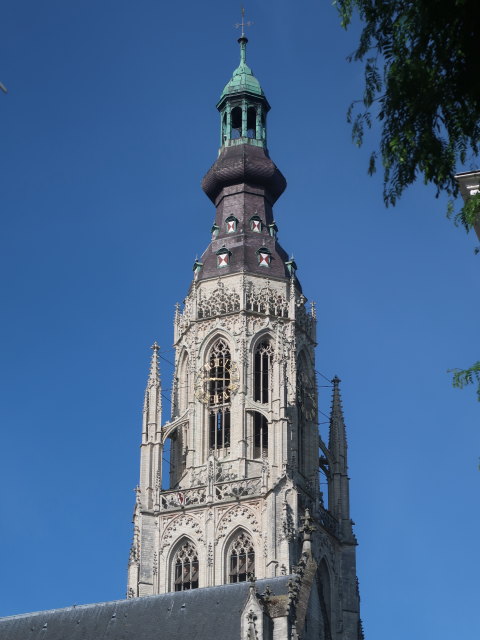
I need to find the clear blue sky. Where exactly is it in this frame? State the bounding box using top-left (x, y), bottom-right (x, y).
top-left (1, 1), bottom-right (478, 638)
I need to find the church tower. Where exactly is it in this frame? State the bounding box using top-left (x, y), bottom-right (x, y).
top-left (127, 34), bottom-right (363, 640)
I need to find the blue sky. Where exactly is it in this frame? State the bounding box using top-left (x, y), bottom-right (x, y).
top-left (0, 1), bottom-right (479, 637)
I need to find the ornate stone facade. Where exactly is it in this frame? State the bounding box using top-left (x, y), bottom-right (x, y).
top-left (127, 34), bottom-right (363, 640)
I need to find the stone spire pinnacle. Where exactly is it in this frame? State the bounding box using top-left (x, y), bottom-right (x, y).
top-left (328, 376), bottom-right (347, 469)
top-left (328, 376), bottom-right (354, 540)
top-left (148, 341), bottom-right (160, 387)
top-left (142, 342), bottom-right (162, 444)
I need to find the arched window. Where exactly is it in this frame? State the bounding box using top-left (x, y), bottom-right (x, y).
top-left (231, 106), bottom-right (242, 139)
top-left (253, 412), bottom-right (268, 458)
top-left (178, 353), bottom-right (189, 413)
top-left (229, 531), bottom-right (255, 583)
top-left (173, 540), bottom-right (199, 591)
top-left (254, 340), bottom-right (273, 403)
top-left (208, 339), bottom-right (232, 451)
top-left (318, 559), bottom-right (332, 639)
top-left (247, 107), bottom-right (256, 138)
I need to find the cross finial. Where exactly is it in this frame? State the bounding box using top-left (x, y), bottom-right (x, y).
top-left (151, 341), bottom-right (160, 352)
top-left (234, 7), bottom-right (253, 38)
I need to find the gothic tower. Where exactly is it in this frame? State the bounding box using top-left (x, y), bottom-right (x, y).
top-left (127, 35), bottom-right (363, 640)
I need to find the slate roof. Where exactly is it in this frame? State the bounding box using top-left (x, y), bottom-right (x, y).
top-left (0, 577), bottom-right (290, 640)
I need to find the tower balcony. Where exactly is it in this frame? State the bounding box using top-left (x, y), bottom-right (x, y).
top-left (158, 475), bottom-right (263, 512)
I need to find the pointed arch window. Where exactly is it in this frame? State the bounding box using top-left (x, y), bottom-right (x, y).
top-left (229, 531), bottom-right (255, 583)
top-left (173, 541), bottom-right (199, 591)
top-left (318, 559), bottom-right (332, 639)
top-left (254, 340), bottom-right (273, 403)
top-left (208, 339), bottom-right (233, 451)
top-left (253, 412), bottom-right (268, 459)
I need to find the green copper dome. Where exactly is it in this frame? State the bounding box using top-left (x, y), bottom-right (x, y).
top-left (220, 37), bottom-right (264, 99)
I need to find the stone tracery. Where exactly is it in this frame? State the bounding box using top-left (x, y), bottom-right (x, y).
top-left (198, 281), bottom-right (240, 319)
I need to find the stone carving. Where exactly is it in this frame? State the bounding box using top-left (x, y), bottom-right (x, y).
top-left (215, 461), bottom-right (237, 483)
top-left (160, 486), bottom-right (207, 511)
top-left (246, 610), bottom-right (258, 640)
top-left (207, 542), bottom-right (213, 566)
top-left (295, 296), bottom-right (315, 335)
top-left (198, 280), bottom-right (240, 319)
top-left (152, 552), bottom-right (158, 576)
top-left (246, 283), bottom-right (288, 318)
top-left (281, 500), bottom-right (295, 541)
top-left (215, 478), bottom-right (262, 501)
top-left (190, 465), bottom-right (207, 487)
top-left (160, 514), bottom-right (204, 550)
top-left (216, 503), bottom-right (260, 541)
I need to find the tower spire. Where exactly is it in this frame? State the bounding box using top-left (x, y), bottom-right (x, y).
top-left (328, 376), bottom-right (354, 540)
top-left (139, 342), bottom-right (162, 508)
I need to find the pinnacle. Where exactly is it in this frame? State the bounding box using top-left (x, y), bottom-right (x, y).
top-left (328, 374), bottom-right (347, 457)
top-left (148, 341), bottom-right (161, 386)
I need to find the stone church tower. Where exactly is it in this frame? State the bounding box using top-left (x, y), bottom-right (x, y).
top-left (127, 34), bottom-right (363, 640)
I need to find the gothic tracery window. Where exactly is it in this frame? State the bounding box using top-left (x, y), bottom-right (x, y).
top-left (254, 340), bottom-right (273, 403)
top-left (208, 339), bottom-right (232, 451)
top-left (173, 541), bottom-right (199, 591)
top-left (229, 531), bottom-right (255, 583)
top-left (253, 412), bottom-right (268, 459)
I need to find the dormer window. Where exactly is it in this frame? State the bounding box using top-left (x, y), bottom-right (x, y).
top-left (285, 257), bottom-right (297, 277)
top-left (268, 222), bottom-right (278, 238)
top-left (249, 215), bottom-right (262, 233)
top-left (192, 259), bottom-right (203, 278)
top-left (216, 247), bottom-right (231, 268)
top-left (225, 216), bottom-right (238, 234)
top-left (211, 223), bottom-right (220, 240)
top-left (257, 247), bottom-right (271, 267)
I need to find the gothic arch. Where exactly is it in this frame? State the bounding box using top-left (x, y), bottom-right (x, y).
top-left (249, 330), bottom-right (274, 354)
top-left (224, 527), bottom-right (256, 583)
top-left (246, 409), bottom-right (269, 459)
top-left (176, 349), bottom-right (190, 414)
top-left (167, 536), bottom-right (200, 592)
top-left (197, 329), bottom-right (234, 364)
top-left (216, 505), bottom-right (261, 581)
top-left (160, 513), bottom-right (204, 554)
top-left (317, 558), bottom-right (333, 640)
top-left (251, 336), bottom-right (274, 404)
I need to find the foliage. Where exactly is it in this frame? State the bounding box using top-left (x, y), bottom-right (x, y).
top-left (334, 0), bottom-right (480, 231)
top-left (450, 362), bottom-right (480, 401)
top-left (335, 0), bottom-right (480, 401)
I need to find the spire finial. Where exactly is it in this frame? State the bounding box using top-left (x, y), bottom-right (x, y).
top-left (234, 7), bottom-right (253, 39)
top-left (235, 7), bottom-right (253, 64)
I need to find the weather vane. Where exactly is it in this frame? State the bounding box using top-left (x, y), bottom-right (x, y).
top-left (234, 7), bottom-right (253, 38)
